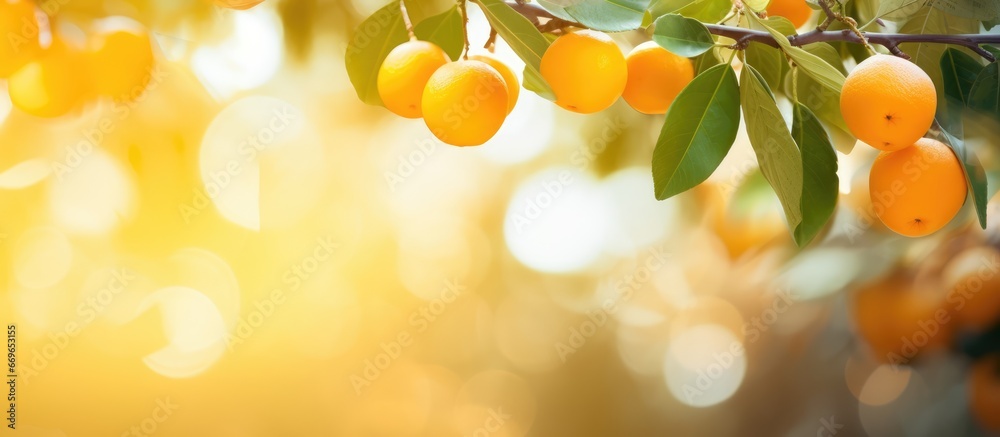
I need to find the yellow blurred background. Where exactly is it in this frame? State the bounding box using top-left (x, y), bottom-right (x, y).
top-left (2, 0), bottom-right (1000, 436)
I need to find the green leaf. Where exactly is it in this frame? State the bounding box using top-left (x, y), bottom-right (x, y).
top-left (929, 120), bottom-right (988, 229)
top-left (940, 47), bottom-right (985, 132)
top-left (474, 0), bottom-right (554, 100)
top-left (345, 2), bottom-right (407, 106)
top-left (651, 14), bottom-right (714, 57)
top-left (745, 16), bottom-right (796, 90)
top-left (984, 45), bottom-right (1000, 60)
top-left (872, 0), bottom-right (927, 23)
top-left (748, 12), bottom-right (845, 93)
top-left (693, 49), bottom-right (722, 74)
top-left (537, 0), bottom-right (578, 21)
top-left (744, 0), bottom-right (769, 13)
top-left (969, 62), bottom-right (1000, 116)
top-left (931, 0), bottom-right (1000, 21)
top-left (792, 103), bottom-right (839, 246)
top-left (746, 43), bottom-right (785, 89)
top-left (648, 0), bottom-right (697, 17)
top-left (899, 6), bottom-right (980, 104)
top-left (740, 65), bottom-right (804, 233)
top-left (562, 0), bottom-right (651, 32)
top-left (670, 0), bottom-right (731, 23)
top-left (653, 64), bottom-right (741, 200)
top-left (413, 6), bottom-right (464, 61)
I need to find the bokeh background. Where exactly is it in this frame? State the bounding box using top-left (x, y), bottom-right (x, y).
top-left (3, 0), bottom-right (1000, 435)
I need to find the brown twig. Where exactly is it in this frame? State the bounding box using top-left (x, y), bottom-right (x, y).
top-left (505, 1), bottom-right (1000, 62)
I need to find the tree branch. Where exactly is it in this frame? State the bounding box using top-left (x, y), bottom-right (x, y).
top-left (506, 1), bottom-right (1000, 63)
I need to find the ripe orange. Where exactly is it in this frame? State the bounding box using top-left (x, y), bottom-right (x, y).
top-left (540, 29), bottom-right (626, 114)
top-left (852, 272), bottom-right (952, 364)
top-left (841, 54), bottom-right (937, 151)
top-left (942, 246), bottom-right (1000, 332)
top-left (868, 138), bottom-right (966, 237)
top-left (87, 17), bottom-right (155, 101)
top-left (970, 356), bottom-right (1000, 432)
top-left (377, 40), bottom-right (450, 118)
top-left (0, 0), bottom-right (42, 78)
top-left (421, 60), bottom-right (508, 147)
top-left (469, 53), bottom-right (519, 113)
top-left (8, 39), bottom-right (89, 118)
top-left (622, 41), bottom-right (694, 115)
top-left (766, 0), bottom-right (813, 29)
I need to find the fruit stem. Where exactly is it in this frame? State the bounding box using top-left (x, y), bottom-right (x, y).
top-left (399, 0), bottom-right (416, 41)
top-left (460, 0), bottom-right (471, 60)
top-left (485, 27), bottom-right (498, 52)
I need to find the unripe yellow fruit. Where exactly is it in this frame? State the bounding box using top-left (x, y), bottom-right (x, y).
top-left (377, 40), bottom-right (450, 118)
top-left (540, 29), bottom-right (626, 114)
top-left (622, 41), bottom-right (694, 115)
top-left (87, 17), bottom-right (156, 101)
top-left (469, 53), bottom-right (519, 113)
top-left (0, 0), bottom-right (43, 78)
top-left (422, 60), bottom-right (509, 147)
top-left (8, 40), bottom-right (88, 118)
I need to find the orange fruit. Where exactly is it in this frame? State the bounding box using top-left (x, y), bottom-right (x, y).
top-left (841, 54), bottom-right (937, 151)
top-left (970, 356), bottom-right (1000, 432)
top-left (622, 41), bottom-right (694, 115)
top-left (8, 39), bottom-right (89, 118)
top-left (87, 17), bottom-right (156, 101)
top-left (852, 272), bottom-right (952, 365)
top-left (766, 0), bottom-right (813, 29)
top-left (868, 138), bottom-right (966, 237)
top-left (377, 40), bottom-right (450, 118)
top-left (0, 0), bottom-right (43, 78)
top-left (421, 59), bottom-right (508, 147)
top-left (540, 29), bottom-right (626, 114)
top-left (942, 246), bottom-right (1000, 332)
top-left (469, 53), bottom-right (519, 113)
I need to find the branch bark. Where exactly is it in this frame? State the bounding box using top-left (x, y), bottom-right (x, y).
top-left (507, 1), bottom-right (1000, 62)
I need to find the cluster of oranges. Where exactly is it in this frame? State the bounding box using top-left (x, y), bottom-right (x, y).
top-left (851, 242), bottom-right (1000, 432)
top-left (0, 0), bottom-right (155, 118)
top-left (841, 54), bottom-right (968, 237)
top-left (376, 28), bottom-right (695, 146)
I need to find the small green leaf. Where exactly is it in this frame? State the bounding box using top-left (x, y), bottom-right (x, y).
top-left (740, 65), bottom-right (804, 232)
top-left (792, 103), bottom-right (839, 246)
top-left (928, 120), bottom-right (988, 229)
top-left (414, 6), bottom-right (464, 60)
top-left (969, 62), bottom-right (1000, 116)
top-left (474, 0), bottom-right (554, 100)
top-left (651, 14), bottom-right (714, 57)
top-left (748, 12), bottom-right (845, 93)
top-left (562, 0), bottom-right (651, 32)
top-left (653, 64), bottom-right (741, 200)
top-left (345, 2), bottom-right (407, 106)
